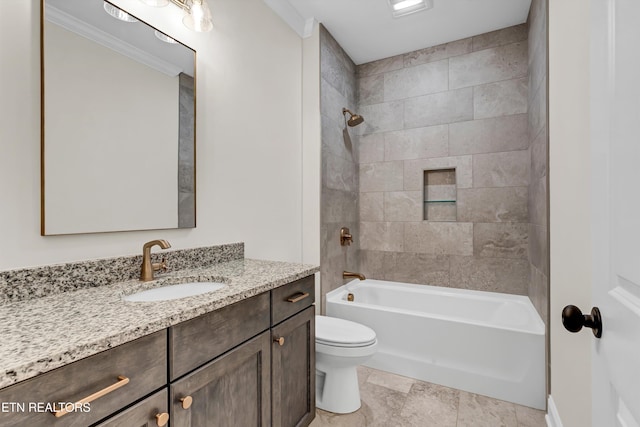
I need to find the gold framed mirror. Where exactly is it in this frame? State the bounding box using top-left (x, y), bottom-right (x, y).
top-left (41, 0), bottom-right (196, 235)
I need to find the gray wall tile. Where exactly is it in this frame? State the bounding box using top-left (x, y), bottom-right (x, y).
top-left (384, 60), bottom-right (448, 101)
top-left (528, 76), bottom-right (547, 143)
top-left (425, 203), bottom-right (457, 222)
top-left (360, 250), bottom-right (386, 280)
top-left (384, 191), bottom-right (423, 221)
top-left (360, 192), bottom-right (384, 222)
top-left (457, 187), bottom-right (528, 222)
top-left (320, 25), bottom-right (356, 74)
top-left (404, 38), bottom-right (472, 67)
top-left (529, 266), bottom-right (548, 321)
top-left (528, 40), bottom-right (547, 100)
top-left (474, 223), bottom-right (529, 259)
top-left (321, 78), bottom-right (353, 124)
top-left (320, 25), bottom-right (359, 311)
top-left (528, 0), bottom-right (547, 70)
top-left (324, 150), bottom-right (357, 192)
top-left (527, 0), bottom-right (548, 324)
top-left (474, 78), bottom-right (528, 119)
top-left (358, 74), bottom-right (384, 106)
top-left (529, 223), bottom-right (548, 275)
top-left (383, 252), bottom-right (450, 286)
top-left (404, 155), bottom-right (473, 190)
top-left (322, 114), bottom-right (354, 161)
top-left (351, 25), bottom-right (532, 298)
top-left (358, 133), bottom-right (385, 164)
top-left (450, 256), bottom-right (530, 294)
top-left (361, 222), bottom-right (405, 251)
top-left (384, 125), bottom-right (449, 161)
top-left (473, 150), bottom-right (530, 188)
top-left (528, 177), bottom-right (547, 227)
top-left (405, 88), bottom-right (473, 128)
top-left (322, 188), bottom-right (358, 223)
top-left (357, 55), bottom-right (404, 77)
top-left (472, 24), bottom-right (528, 51)
top-left (449, 42), bottom-right (527, 89)
top-left (360, 161), bottom-right (404, 192)
top-left (359, 101), bottom-right (405, 135)
top-left (449, 114), bottom-right (529, 155)
top-left (530, 125), bottom-right (547, 180)
top-left (404, 222), bottom-right (473, 255)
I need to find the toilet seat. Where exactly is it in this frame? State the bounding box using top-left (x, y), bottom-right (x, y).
top-left (316, 316), bottom-right (377, 348)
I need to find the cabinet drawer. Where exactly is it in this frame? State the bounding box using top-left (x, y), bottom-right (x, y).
top-left (94, 388), bottom-right (168, 427)
top-left (169, 292), bottom-right (270, 380)
top-left (271, 275), bottom-right (315, 325)
top-left (0, 330), bottom-right (166, 427)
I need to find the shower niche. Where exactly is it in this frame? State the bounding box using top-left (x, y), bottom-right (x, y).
top-left (424, 169), bottom-right (457, 221)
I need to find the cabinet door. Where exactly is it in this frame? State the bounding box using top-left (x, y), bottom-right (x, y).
top-left (271, 306), bottom-right (315, 427)
top-left (170, 332), bottom-right (271, 427)
top-left (94, 389), bottom-right (169, 427)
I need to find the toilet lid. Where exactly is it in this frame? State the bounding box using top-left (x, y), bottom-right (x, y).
top-left (316, 316), bottom-right (377, 347)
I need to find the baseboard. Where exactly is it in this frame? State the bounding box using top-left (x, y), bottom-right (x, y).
top-left (546, 395), bottom-right (564, 427)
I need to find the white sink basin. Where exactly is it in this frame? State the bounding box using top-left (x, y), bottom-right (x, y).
top-left (123, 282), bottom-right (226, 302)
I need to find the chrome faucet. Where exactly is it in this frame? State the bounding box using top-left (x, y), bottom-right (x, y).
top-left (343, 271), bottom-right (366, 281)
top-left (140, 239), bottom-right (171, 281)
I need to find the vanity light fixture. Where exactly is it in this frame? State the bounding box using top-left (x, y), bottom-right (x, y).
top-left (103, 2), bottom-right (138, 22)
top-left (138, 0), bottom-right (213, 32)
top-left (388, 0), bottom-right (433, 17)
top-left (154, 30), bottom-right (178, 44)
top-left (139, 0), bottom-right (170, 6)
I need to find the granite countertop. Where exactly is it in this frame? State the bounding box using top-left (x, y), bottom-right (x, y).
top-left (0, 258), bottom-right (318, 389)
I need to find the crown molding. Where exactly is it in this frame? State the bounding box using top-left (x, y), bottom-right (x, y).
top-left (45, 5), bottom-right (183, 77)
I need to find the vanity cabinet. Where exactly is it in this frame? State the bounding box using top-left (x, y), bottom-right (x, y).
top-left (0, 330), bottom-right (166, 427)
top-left (0, 276), bottom-right (315, 427)
top-left (271, 306), bottom-right (315, 427)
top-left (170, 332), bottom-right (271, 427)
top-left (94, 389), bottom-right (169, 427)
top-left (271, 275), bottom-right (316, 427)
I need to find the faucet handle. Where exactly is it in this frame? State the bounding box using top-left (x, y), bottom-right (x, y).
top-left (160, 257), bottom-right (168, 272)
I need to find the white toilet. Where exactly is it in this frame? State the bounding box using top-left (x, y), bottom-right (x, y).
top-left (315, 315), bottom-right (378, 414)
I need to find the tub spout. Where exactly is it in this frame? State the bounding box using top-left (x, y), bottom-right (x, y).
top-left (343, 271), bottom-right (366, 281)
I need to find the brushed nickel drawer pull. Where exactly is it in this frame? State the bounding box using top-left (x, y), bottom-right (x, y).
top-left (53, 375), bottom-right (130, 418)
top-left (287, 292), bottom-right (309, 303)
top-left (156, 412), bottom-right (170, 426)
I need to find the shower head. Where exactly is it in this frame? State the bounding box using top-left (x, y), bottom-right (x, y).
top-left (342, 108), bottom-right (365, 127)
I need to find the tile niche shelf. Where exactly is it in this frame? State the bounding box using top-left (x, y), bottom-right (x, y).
top-left (424, 169), bottom-right (457, 221)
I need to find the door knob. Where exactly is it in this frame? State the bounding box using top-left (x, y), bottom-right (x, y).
top-left (562, 305), bottom-right (602, 338)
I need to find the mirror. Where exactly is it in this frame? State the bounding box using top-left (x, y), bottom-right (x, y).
top-left (42, 0), bottom-right (196, 235)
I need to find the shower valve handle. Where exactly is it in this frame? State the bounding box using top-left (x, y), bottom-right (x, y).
top-left (562, 305), bottom-right (602, 338)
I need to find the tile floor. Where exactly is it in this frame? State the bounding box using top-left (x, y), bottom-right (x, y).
top-left (310, 366), bottom-right (546, 427)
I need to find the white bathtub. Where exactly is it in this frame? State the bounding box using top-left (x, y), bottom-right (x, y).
top-left (326, 279), bottom-right (546, 409)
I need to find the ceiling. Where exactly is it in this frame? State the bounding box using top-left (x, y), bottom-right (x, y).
top-left (264, 0), bottom-right (532, 64)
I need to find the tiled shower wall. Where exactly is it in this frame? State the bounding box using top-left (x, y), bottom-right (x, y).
top-left (527, 0), bottom-right (549, 321)
top-left (356, 25), bottom-right (531, 295)
top-left (319, 25), bottom-right (359, 311)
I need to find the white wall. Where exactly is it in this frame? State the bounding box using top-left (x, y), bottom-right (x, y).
top-left (302, 22), bottom-right (320, 267)
top-left (549, 1), bottom-right (592, 425)
top-left (0, 0), bottom-right (308, 269)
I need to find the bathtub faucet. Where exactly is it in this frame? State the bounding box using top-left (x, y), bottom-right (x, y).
top-left (343, 271), bottom-right (366, 281)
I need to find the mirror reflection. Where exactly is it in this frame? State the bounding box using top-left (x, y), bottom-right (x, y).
top-left (42, 0), bottom-right (196, 235)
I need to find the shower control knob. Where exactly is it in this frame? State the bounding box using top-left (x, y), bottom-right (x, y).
top-left (562, 305), bottom-right (602, 338)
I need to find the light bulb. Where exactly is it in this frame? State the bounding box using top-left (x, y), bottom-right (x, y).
top-left (182, 0), bottom-right (213, 32)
